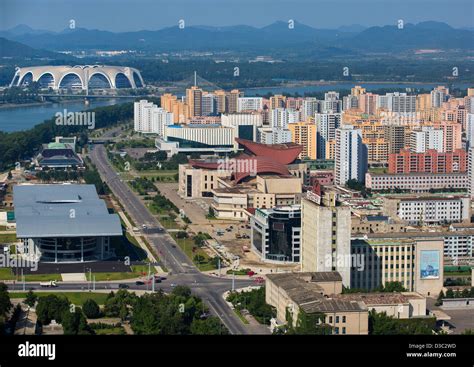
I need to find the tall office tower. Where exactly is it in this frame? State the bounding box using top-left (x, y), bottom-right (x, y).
top-left (301, 190), bottom-right (351, 286)
top-left (384, 125), bottom-right (407, 154)
top-left (289, 122), bottom-right (317, 159)
top-left (386, 92), bottom-right (417, 113)
top-left (359, 93), bottom-right (377, 114)
top-left (302, 98), bottom-right (320, 120)
top-left (409, 126), bottom-right (444, 153)
top-left (320, 92), bottom-right (342, 113)
top-left (315, 112), bottom-right (341, 159)
top-left (227, 89), bottom-right (240, 113)
top-left (202, 93), bottom-right (217, 116)
top-left (214, 90), bottom-right (227, 114)
top-left (469, 148), bottom-right (474, 199)
top-left (270, 94), bottom-right (287, 109)
top-left (186, 86), bottom-right (203, 117)
top-left (334, 125), bottom-right (368, 186)
top-left (237, 97), bottom-right (263, 112)
top-left (271, 108), bottom-right (300, 129)
top-left (431, 86), bottom-right (450, 108)
top-left (467, 114), bottom-right (474, 149)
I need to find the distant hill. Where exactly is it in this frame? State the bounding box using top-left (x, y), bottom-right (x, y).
top-left (0, 37), bottom-right (68, 58)
top-left (341, 22), bottom-right (474, 51)
top-left (1, 21), bottom-right (472, 57)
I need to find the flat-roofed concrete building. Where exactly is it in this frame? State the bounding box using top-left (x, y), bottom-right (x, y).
top-left (383, 195), bottom-right (471, 225)
top-left (13, 184), bottom-right (122, 263)
top-left (351, 234), bottom-right (444, 296)
top-left (301, 190), bottom-right (351, 286)
top-left (365, 172), bottom-right (468, 192)
top-left (265, 272), bottom-right (369, 335)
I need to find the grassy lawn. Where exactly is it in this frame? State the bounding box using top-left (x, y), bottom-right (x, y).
top-left (94, 327), bottom-right (126, 335)
top-left (92, 264), bottom-right (154, 281)
top-left (0, 268), bottom-right (14, 280)
top-left (234, 308), bottom-right (250, 325)
top-left (0, 268), bottom-right (57, 281)
top-left (9, 291), bottom-right (109, 305)
top-left (171, 234), bottom-right (216, 272)
top-left (369, 167), bottom-right (388, 174)
top-left (24, 274), bottom-right (62, 282)
top-left (0, 233), bottom-right (17, 243)
top-left (158, 214), bottom-right (182, 230)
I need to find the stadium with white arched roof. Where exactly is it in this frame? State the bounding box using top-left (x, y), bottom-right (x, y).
top-left (10, 65), bottom-right (145, 90)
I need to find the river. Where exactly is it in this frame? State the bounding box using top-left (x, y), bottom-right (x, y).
top-left (0, 98), bottom-right (135, 133)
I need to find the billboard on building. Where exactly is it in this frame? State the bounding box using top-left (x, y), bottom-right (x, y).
top-left (420, 250), bottom-right (440, 279)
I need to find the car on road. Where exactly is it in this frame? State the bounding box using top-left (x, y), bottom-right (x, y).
top-left (170, 283), bottom-right (177, 287)
top-left (40, 281), bottom-right (57, 288)
top-left (142, 224), bottom-right (147, 229)
top-left (135, 281), bottom-right (145, 286)
top-left (118, 283), bottom-right (130, 289)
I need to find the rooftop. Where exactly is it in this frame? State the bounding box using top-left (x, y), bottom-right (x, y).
top-left (13, 184), bottom-right (122, 238)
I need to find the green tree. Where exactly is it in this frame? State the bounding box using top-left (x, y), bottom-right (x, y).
top-left (435, 290), bottom-right (445, 306)
top-left (61, 307), bottom-right (93, 335)
top-left (24, 290), bottom-right (38, 308)
top-left (190, 317), bottom-right (228, 335)
top-left (0, 283), bottom-right (12, 317)
top-left (82, 299), bottom-right (100, 319)
top-left (287, 311), bottom-right (332, 335)
top-left (35, 295), bottom-right (70, 325)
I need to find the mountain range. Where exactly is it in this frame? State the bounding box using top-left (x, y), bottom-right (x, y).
top-left (0, 21), bottom-right (472, 58)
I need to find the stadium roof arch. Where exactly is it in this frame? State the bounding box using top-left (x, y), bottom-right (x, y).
top-left (10, 65), bottom-right (145, 90)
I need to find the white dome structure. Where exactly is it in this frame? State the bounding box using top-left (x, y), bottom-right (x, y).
top-left (10, 65), bottom-right (145, 90)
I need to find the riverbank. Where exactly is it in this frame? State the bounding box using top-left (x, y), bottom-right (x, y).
top-left (0, 101), bottom-right (53, 109)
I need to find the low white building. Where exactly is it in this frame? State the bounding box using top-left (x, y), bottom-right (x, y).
top-left (383, 195), bottom-right (471, 225)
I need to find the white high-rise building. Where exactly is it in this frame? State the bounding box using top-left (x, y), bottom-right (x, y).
top-left (334, 125), bottom-right (368, 186)
top-left (321, 92), bottom-right (342, 113)
top-left (302, 98), bottom-right (319, 119)
top-left (257, 127), bottom-right (292, 144)
top-left (386, 92), bottom-right (416, 113)
top-left (469, 148), bottom-right (474, 199)
top-left (270, 108), bottom-right (300, 128)
top-left (431, 86), bottom-right (450, 108)
top-left (466, 113), bottom-right (474, 149)
top-left (409, 126), bottom-right (444, 153)
top-left (237, 97), bottom-right (263, 112)
top-left (134, 100), bottom-right (173, 136)
top-left (315, 112), bottom-right (341, 159)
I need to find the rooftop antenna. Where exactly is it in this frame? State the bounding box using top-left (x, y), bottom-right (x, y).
top-left (194, 71), bottom-right (197, 87)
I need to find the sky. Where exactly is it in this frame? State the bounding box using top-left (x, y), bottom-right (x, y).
top-left (1, 0), bottom-right (473, 32)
